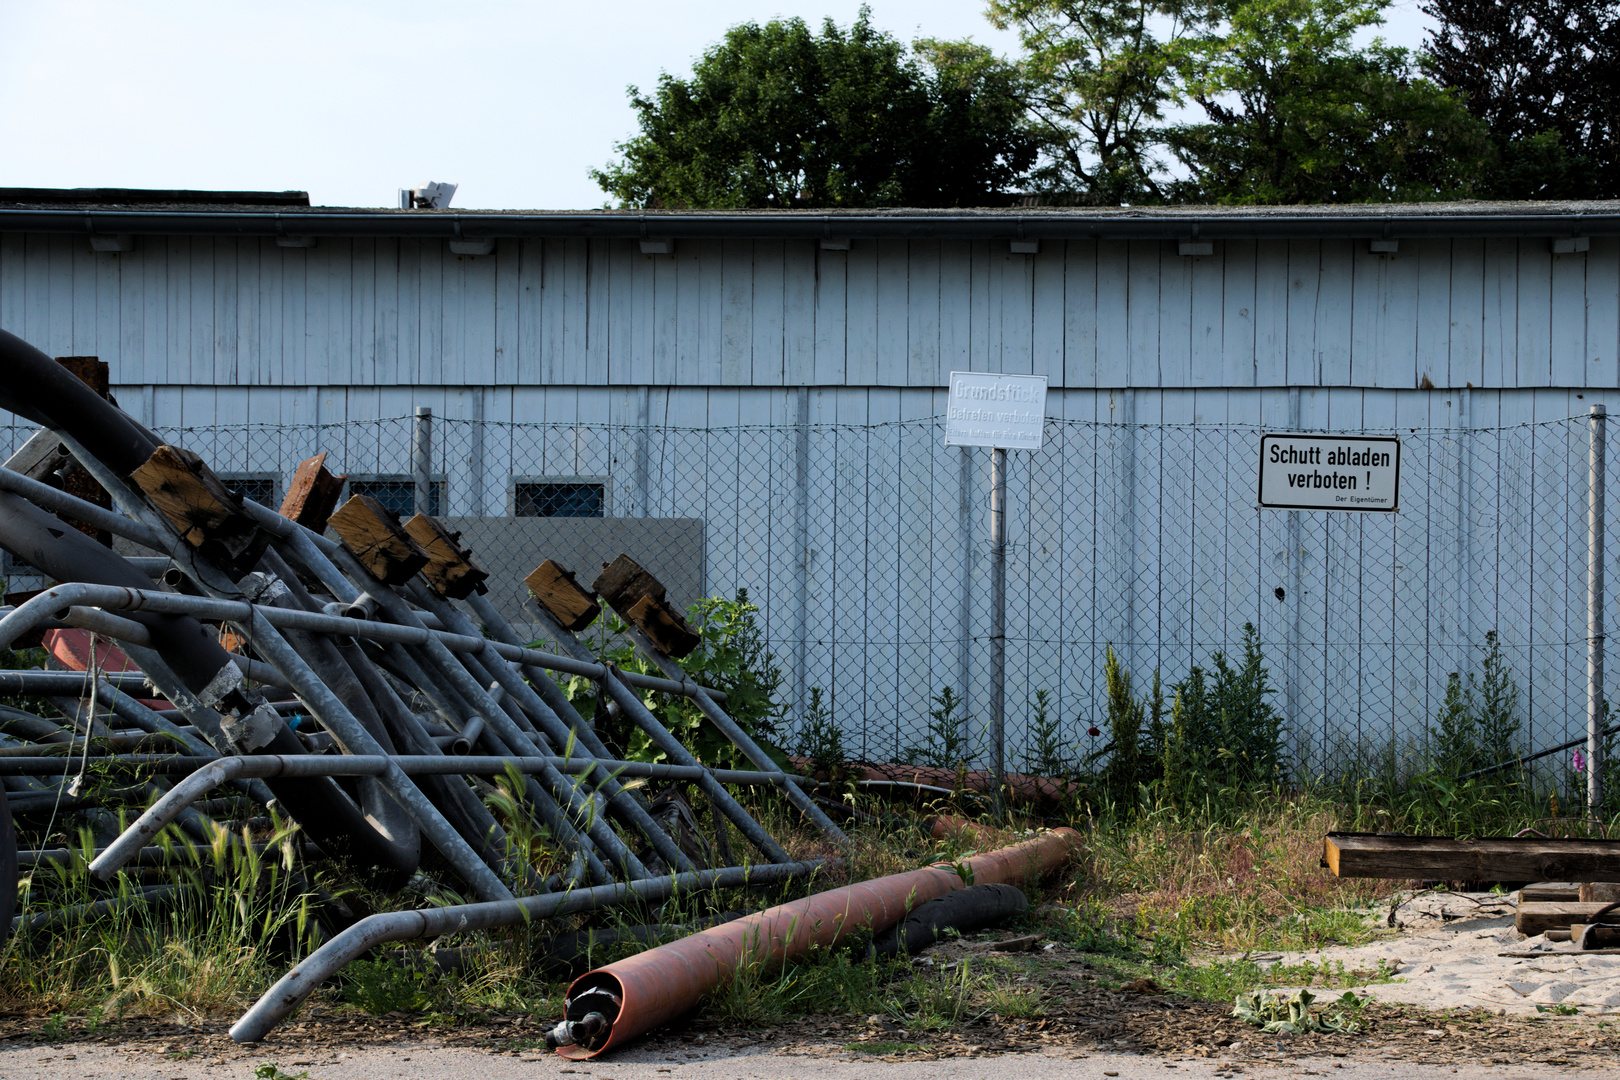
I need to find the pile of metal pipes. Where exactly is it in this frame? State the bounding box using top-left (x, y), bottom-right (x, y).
top-left (0, 327), bottom-right (846, 1043)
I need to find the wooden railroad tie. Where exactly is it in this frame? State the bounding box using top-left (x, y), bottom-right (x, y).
top-left (131, 444), bottom-right (270, 578)
top-left (403, 514), bottom-right (489, 599)
top-left (525, 560), bottom-right (600, 632)
top-left (278, 452), bottom-right (347, 532)
top-left (591, 553), bottom-right (701, 657)
top-left (1323, 832), bottom-right (1620, 884)
top-left (328, 495), bottom-right (430, 585)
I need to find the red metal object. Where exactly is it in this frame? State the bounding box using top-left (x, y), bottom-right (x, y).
top-left (43, 628), bottom-right (170, 710)
top-left (557, 827), bottom-right (1083, 1059)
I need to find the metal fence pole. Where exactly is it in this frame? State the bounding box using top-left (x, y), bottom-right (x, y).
top-left (990, 446), bottom-right (1007, 818)
top-left (413, 406), bottom-right (433, 515)
top-left (1590, 403), bottom-right (1607, 814)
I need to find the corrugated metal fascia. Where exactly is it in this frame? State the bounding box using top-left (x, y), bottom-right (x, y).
top-left (3, 205), bottom-right (1619, 240)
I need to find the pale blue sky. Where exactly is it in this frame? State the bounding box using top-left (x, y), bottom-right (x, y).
top-left (0, 0), bottom-right (1434, 210)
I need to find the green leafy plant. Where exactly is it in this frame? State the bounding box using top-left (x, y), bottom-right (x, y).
top-left (339, 957), bottom-right (430, 1015)
top-left (1231, 987), bottom-right (1363, 1034)
top-left (557, 589), bottom-right (789, 769)
top-left (254, 1064), bottom-right (311, 1080)
top-left (1022, 688), bottom-right (1071, 777)
top-left (903, 686), bottom-right (976, 769)
top-left (1427, 630), bottom-right (1523, 778)
top-left (794, 686), bottom-right (846, 777)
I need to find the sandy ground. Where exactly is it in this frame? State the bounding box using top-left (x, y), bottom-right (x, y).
top-left (1259, 890), bottom-right (1620, 1015)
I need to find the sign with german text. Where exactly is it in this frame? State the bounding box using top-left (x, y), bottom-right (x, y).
top-left (1258, 434), bottom-right (1401, 512)
top-left (944, 372), bottom-right (1048, 449)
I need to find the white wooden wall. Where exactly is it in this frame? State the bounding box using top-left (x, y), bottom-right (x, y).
top-left (2, 228), bottom-right (1617, 772)
top-left (2, 232), bottom-right (1616, 397)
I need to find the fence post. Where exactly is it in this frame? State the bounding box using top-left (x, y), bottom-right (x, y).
top-left (792, 390), bottom-right (811, 725)
top-left (1590, 403), bottom-right (1607, 814)
top-left (413, 406), bottom-right (433, 516)
top-left (990, 446), bottom-right (1007, 818)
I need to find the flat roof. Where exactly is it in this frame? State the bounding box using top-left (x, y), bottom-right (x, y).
top-left (1, 194), bottom-right (1616, 241)
top-left (0, 187), bottom-right (310, 207)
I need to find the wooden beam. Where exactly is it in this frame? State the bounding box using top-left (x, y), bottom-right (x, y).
top-left (328, 495), bottom-right (430, 585)
top-left (589, 553), bottom-right (702, 658)
top-left (1521, 882), bottom-right (1583, 903)
top-left (403, 514), bottom-right (489, 600)
top-left (130, 444), bottom-right (268, 577)
top-left (1325, 833), bottom-right (1620, 882)
top-left (278, 452), bottom-right (346, 532)
top-left (1517, 902), bottom-right (1616, 936)
top-left (524, 560), bottom-right (600, 632)
top-left (53, 355), bottom-right (112, 545)
top-left (626, 593), bottom-right (701, 658)
top-left (592, 553), bottom-right (667, 613)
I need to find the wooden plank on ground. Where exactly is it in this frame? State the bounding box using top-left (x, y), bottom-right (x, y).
top-left (1517, 902), bottom-right (1616, 936)
top-left (1326, 833), bottom-right (1620, 882)
top-left (1521, 882), bottom-right (1583, 903)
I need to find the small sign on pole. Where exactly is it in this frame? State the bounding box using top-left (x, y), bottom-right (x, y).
top-left (944, 372), bottom-right (1048, 449)
top-left (1258, 433), bottom-right (1401, 512)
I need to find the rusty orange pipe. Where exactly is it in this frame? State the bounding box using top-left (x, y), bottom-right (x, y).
top-left (557, 828), bottom-right (1083, 1059)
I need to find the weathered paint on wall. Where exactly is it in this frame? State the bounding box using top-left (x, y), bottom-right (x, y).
top-left (2, 233), bottom-right (1616, 399)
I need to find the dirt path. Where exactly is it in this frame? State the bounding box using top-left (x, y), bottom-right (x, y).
top-left (0, 1027), bottom-right (1615, 1080)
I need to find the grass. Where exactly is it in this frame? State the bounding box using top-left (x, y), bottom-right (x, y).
top-left (0, 759), bottom-right (1589, 1041)
top-left (847, 1040), bottom-right (930, 1054)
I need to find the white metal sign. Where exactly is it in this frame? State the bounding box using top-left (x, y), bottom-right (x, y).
top-left (1258, 433), bottom-right (1401, 512)
top-left (944, 372), bottom-right (1048, 449)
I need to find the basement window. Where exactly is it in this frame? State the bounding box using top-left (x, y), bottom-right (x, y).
top-left (218, 473), bottom-right (279, 508)
top-left (347, 476), bottom-right (445, 517)
top-left (514, 480), bottom-right (606, 518)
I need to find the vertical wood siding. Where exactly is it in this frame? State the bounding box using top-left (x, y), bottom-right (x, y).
top-left (4, 233), bottom-right (1615, 393)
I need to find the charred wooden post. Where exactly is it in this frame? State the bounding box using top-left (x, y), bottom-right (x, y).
top-left (592, 553), bottom-right (700, 658)
top-left (403, 514), bottom-right (489, 599)
top-left (328, 495), bottom-right (430, 585)
top-left (278, 452), bottom-right (347, 532)
top-left (130, 445), bottom-right (270, 578)
top-left (525, 560), bottom-right (600, 632)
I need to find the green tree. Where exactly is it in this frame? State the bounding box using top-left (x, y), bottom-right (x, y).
top-left (986, 0), bottom-right (1193, 203)
top-left (1420, 0), bottom-right (1620, 198)
top-left (592, 8), bottom-right (1036, 208)
top-left (1164, 0), bottom-right (1491, 203)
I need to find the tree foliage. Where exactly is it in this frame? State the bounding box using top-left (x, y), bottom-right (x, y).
top-left (986, 0), bottom-right (1192, 203)
top-left (592, 8), bottom-right (1037, 208)
top-left (1420, 0), bottom-right (1620, 197)
top-left (992, 0), bottom-right (1491, 204)
top-left (1164, 0), bottom-right (1491, 203)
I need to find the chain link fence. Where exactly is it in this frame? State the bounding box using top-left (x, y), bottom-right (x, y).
top-left (3, 409), bottom-right (1608, 780)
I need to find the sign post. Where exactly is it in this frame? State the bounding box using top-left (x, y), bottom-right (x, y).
top-left (945, 372), bottom-right (1049, 818)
